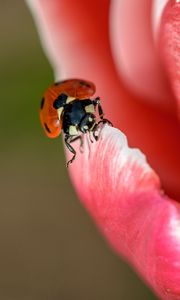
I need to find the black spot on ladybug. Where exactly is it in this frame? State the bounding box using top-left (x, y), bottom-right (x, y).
top-left (80, 81), bottom-right (91, 88)
top-left (44, 122), bottom-right (51, 133)
top-left (53, 93), bottom-right (68, 109)
top-left (40, 97), bottom-right (45, 109)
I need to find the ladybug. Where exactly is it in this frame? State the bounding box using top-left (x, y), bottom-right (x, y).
top-left (40, 79), bottom-right (112, 167)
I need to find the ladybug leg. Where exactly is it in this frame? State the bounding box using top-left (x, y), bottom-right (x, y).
top-left (92, 123), bottom-right (100, 141)
top-left (79, 135), bottom-right (84, 152)
top-left (88, 131), bottom-right (94, 143)
top-left (93, 97), bottom-right (104, 120)
top-left (92, 119), bottom-right (113, 142)
top-left (64, 135), bottom-right (77, 167)
top-left (98, 118), bottom-right (113, 127)
top-left (93, 97), bottom-right (113, 126)
top-left (70, 135), bottom-right (84, 153)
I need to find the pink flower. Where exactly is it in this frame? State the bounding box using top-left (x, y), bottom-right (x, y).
top-left (26, 1), bottom-right (180, 299)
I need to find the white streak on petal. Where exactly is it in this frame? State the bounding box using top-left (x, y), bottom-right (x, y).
top-left (152, 0), bottom-right (169, 40)
top-left (169, 209), bottom-right (180, 243)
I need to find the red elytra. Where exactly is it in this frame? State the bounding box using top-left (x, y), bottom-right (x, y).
top-left (40, 79), bottom-right (96, 138)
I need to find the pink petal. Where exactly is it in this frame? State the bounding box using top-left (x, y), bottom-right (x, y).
top-left (159, 0), bottom-right (180, 116)
top-left (67, 126), bottom-right (180, 300)
top-left (152, 0), bottom-right (169, 36)
top-left (26, 1), bottom-right (180, 298)
top-left (110, 0), bottom-right (175, 111)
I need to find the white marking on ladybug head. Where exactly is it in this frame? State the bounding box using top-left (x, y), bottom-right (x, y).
top-left (66, 96), bottom-right (76, 104)
top-left (69, 125), bottom-right (78, 136)
top-left (57, 107), bottom-right (63, 120)
top-left (85, 104), bottom-right (95, 113)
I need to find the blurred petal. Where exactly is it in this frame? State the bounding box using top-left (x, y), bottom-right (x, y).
top-left (159, 0), bottom-right (180, 116)
top-left (110, 0), bottom-right (175, 111)
top-left (152, 0), bottom-right (168, 37)
top-left (67, 125), bottom-right (180, 300)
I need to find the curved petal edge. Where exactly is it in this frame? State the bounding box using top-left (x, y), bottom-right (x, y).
top-left (68, 125), bottom-right (180, 300)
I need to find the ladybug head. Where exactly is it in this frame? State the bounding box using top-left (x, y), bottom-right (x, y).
top-left (79, 113), bottom-right (96, 133)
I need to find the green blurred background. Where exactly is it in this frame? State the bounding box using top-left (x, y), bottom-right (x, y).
top-left (0, 1), bottom-right (157, 299)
